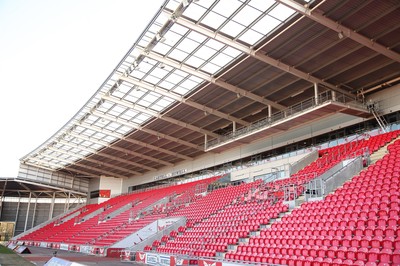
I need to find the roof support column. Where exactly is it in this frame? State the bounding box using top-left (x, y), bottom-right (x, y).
top-left (31, 196), bottom-right (38, 229)
top-left (314, 83), bottom-right (319, 105)
top-left (0, 178), bottom-right (8, 220)
top-left (268, 105), bottom-right (272, 123)
top-left (233, 121), bottom-right (236, 133)
top-left (204, 134), bottom-right (208, 150)
top-left (49, 192), bottom-right (56, 220)
top-left (64, 192), bottom-right (71, 212)
top-left (13, 197), bottom-right (20, 236)
top-left (332, 90), bottom-right (336, 101)
top-left (24, 192), bottom-right (32, 231)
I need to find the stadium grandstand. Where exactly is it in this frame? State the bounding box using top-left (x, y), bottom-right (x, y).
top-left (2, 0), bottom-right (400, 265)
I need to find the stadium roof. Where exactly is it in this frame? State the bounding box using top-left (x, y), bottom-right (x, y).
top-left (20, 0), bottom-right (400, 179)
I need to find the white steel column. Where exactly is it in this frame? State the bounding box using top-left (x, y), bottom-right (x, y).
top-left (314, 83), bottom-right (319, 105)
top-left (24, 192), bottom-right (32, 231)
top-left (268, 105), bottom-right (272, 122)
top-left (13, 198), bottom-right (21, 236)
top-left (31, 196), bottom-right (38, 229)
top-left (49, 192), bottom-right (56, 220)
top-left (64, 192), bottom-right (71, 213)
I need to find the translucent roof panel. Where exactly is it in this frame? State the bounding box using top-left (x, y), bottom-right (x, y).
top-left (182, 0), bottom-right (297, 46)
top-left (21, 0), bottom-right (305, 174)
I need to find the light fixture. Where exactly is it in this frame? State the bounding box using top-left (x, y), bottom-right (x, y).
top-left (159, 63), bottom-right (165, 69)
top-left (182, 0), bottom-right (189, 7)
top-left (338, 31), bottom-right (344, 39)
top-left (236, 93), bottom-right (241, 98)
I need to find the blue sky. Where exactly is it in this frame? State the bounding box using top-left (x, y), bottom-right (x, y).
top-left (0, 0), bottom-right (164, 176)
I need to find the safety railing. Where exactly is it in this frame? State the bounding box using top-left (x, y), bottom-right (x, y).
top-left (206, 91), bottom-right (364, 149)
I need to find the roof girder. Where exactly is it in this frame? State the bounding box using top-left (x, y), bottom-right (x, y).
top-left (91, 110), bottom-right (194, 161)
top-left (67, 132), bottom-right (157, 171)
top-left (77, 122), bottom-right (190, 162)
top-left (275, 0), bottom-right (400, 63)
top-left (44, 150), bottom-right (129, 178)
top-left (139, 47), bottom-right (287, 110)
top-left (47, 147), bottom-right (142, 176)
top-left (256, 0), bottom-right (400, 100)
top-left (90, 102), bottom-right (202, 151)
top-left (62, 129), bottom-right (173, 167)
top-left (119, 75), bottom-right (250, 127)
top-left (168, 12), bottom-right (355, 99)
top-left (103, 94), bottom-right (219, 138)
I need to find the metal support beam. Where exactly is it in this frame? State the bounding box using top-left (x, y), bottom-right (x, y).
top-left (13, 198), bottom-right (20, 237)
top-left (47, 147), bottom-right (142, 176)
top-left (67, 126), bottom-right (175, 167)
top-left (275, 0), bottom-right (400, 63)
top-left (166, 12), bottom-right (355, 99)
top-left (119, 76), bottom-right (250, 126)
top-left (31, 196), bottom-right (38, 229)
top-left (103, 94), bottom-right (219, 138)
top-left (91, 110), bottom-right (202, 151)
top-left (68, 132), bottom-right (157, 171)
top-left (314, 83), bottom-right (319, 105)
top-left (268, 105), bottom-right (272, 122)
top-left (24, 192), bottom-right (32, 232)
top-left (65, 192), bottom-right (71, 213)
top-left (49, 192), bottom-right (56, 220)
top-left (0, 178), bottom-right (7, 220)
top-left (88, 112), bottom-right (194, 161)
top-left (139, 48), bottom-right (287, 110)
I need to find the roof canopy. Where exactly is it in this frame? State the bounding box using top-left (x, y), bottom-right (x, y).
top-left (20, 0), bottom-right (400, 179)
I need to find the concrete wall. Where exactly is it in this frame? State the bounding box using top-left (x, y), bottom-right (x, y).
top-left (366, 83), bottom-right (400, 116)
top-left (230, 152), bottom-right (309, 182)
top-left (88, 175), bottom-right (123, 204)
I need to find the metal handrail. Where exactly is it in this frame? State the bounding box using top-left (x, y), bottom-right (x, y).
top-left (207, 91), bottom-right (364, 148)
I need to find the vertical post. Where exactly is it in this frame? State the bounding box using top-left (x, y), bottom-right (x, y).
top-left (0, 179), bottom-right (8, 220)
top-left (49, 192), bottom-right (56, 220)
top-left (204, 134), bottom-right (208, 150)
top-left (332, 90), bottom-right (336, 101)
top-left (314, 83), bottom-right (319, 104)
top-left (64, 192), bottom-right (71, 212)
top-left (268, 105), bottom-right (272, 122)
top-left (13, 198), bottom-right (21, 237)
top-left (31, 196), bottom-right (38, 229)
top-left (24, 192), bottom-right (32, 231)
top-left (232, 121), bottom-right (236, 133)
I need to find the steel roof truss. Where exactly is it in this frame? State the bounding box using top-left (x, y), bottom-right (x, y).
top-left (275, 0), bottom-right (400, 63)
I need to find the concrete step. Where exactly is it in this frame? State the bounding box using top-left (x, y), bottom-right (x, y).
top-left (369, 135), bottom-right (399, 164)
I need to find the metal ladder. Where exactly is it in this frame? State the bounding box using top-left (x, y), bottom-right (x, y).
top-left (367, 101), bottom-right (388, 133)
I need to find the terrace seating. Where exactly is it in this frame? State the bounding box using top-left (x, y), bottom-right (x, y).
top-left (156, 180), bottom-right (289, 257)
top-left (18, 176), bottom-right (219, 247)
top-left (225, 137), bottom-right (400, 265)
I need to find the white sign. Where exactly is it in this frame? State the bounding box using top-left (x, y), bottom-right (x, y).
top-left (60, 243), bottom-right (69, 250)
